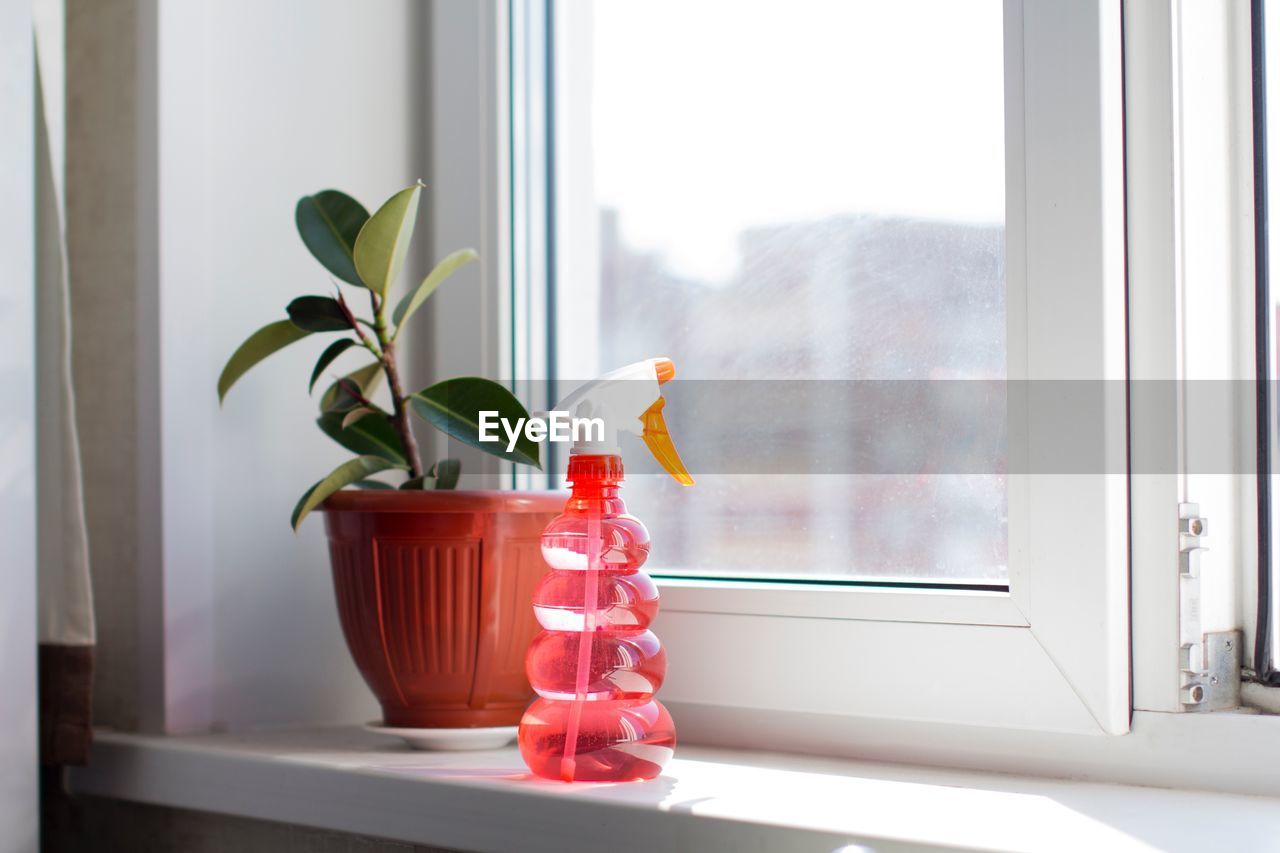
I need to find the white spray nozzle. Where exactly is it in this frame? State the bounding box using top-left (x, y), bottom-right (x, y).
top-left (552, 357), bottom-right (692, 485)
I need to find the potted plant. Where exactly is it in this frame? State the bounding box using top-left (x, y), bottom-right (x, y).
top-left (217, 182), bottom-right (562, 734)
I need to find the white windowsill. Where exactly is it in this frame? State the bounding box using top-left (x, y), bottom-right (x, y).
top-left (67, 726), bottom-right (1280, 852)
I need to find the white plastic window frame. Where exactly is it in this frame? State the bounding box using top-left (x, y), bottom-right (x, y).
top-left (654, 0), bottom-right (1131, 737)
top-left (437, 0), bottom-right (1132, 740)
top-left (422, 0), bottom-right (1280, 791)
top-left (1259, 0), bottom-right (1280, 689)
top-left (1129, 0), bottom-right (1260, 714)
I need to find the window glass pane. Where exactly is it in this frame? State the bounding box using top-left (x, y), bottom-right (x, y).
top-left (549, 0), bottom-right (1006, 581)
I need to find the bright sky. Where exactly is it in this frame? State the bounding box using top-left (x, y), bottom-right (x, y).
top-left (587, 0), bottom-right (1006, 283)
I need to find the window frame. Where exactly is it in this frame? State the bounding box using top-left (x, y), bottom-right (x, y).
top-left (469, 0), bottom-right (1133, 738)
top-left (423, 0), bottom-right (1280, 782)
top-left (1127, 0), bottom-right (1266, 716)
top-left (1257, 0), bottom-right (1280, 687)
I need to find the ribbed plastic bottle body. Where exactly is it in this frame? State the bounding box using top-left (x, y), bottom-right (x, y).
top-left (519, 455), bottom-right (676, 782)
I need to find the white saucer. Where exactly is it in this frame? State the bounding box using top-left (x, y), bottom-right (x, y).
top-left (363, 721), bottom-right (518, 751)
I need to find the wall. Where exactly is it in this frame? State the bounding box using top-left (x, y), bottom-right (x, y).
top-left (68, 0), bottom-right (434, 734)
top-left (164, 0), bottom-right (430, 731)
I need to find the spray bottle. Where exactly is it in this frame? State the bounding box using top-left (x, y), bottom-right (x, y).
top-left (518, 358), bottom-right (693, 782)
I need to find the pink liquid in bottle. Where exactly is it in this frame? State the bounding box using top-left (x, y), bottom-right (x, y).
top-left (519, 454), bottom-right (676, 782)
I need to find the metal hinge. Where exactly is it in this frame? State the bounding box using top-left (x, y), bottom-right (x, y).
top-left (1177, 503), bottom-right (1241, 711)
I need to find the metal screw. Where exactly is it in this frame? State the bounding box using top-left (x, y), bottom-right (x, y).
top-left (1226, 640), bottom-right (1234, 651)
top-left (1210, 675), bottom-right (1219, 685)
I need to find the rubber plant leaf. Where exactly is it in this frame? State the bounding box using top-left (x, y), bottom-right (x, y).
top-left (391, 248), bottom-right (478, 332)
top-left (399, 475), bottom-right (434, 490)
top-left (308, 339), bottom-right (357, 392)
top-left (318, 362), bottom-right (384, 413)
top-left (410, 377), bottom-right (540, 468)
top-left (353, 479), bottom-right (394, 490)
top-left (217, 319), bottom-right (310, 403)
top-left (287, 295), bottom-right (352, 332)
top-left (431, 458), bottom-right (461, 490)
top-left (341, 406), bottom-right (378, 429)
top-left (315, 410), bottom-right (406, 463)
top-left (291, 455), bottom-right (403, 529)
top-left (295, 190), bottom-right (369, 286)
top-left (353, 183), bottom-right (421, 297)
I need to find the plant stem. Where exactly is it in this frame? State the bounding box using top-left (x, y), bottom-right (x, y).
top-left (338, 290), bottom-right (382, 358)
top-left (371, 290), bottom-right (423, 479)
top-left (380, 341), bottom-right (423, 478)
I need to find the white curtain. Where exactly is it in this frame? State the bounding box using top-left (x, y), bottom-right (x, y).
top-left (35, 10), bottom-right (95, 764)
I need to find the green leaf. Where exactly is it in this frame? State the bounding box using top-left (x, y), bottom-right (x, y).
top-left (410, 377), bottom-right (540, 468)
top-left (291, 455), bottom-right (402, 529)
top-left (316, 410), bottom-right (406, 463)
top-left (309, 339), bottom-right (357, 392)
top-left (399, 475), bottom-right (433, 490)
top-left (354, 479), bottom-right (394, 490)
top-left (341, 406), bottom-right (378, 429)
top-left (295, 190), bottom-right (369, 285)
top-left (288, 296), bottom-right (352, 332)
top-left (431, 458), bottom-right (461, 490)
top-left (319, 362), bottom-right (383, 413)
top-left (391, 249), bottom-right (479, 332)
top-left (218, 319), bottom-right (311, 403)
top-left (353, 183), bottom-right (421, 297)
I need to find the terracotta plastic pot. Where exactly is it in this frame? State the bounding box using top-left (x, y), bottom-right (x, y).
top-left (321, 490), bottom-right (563, 728)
